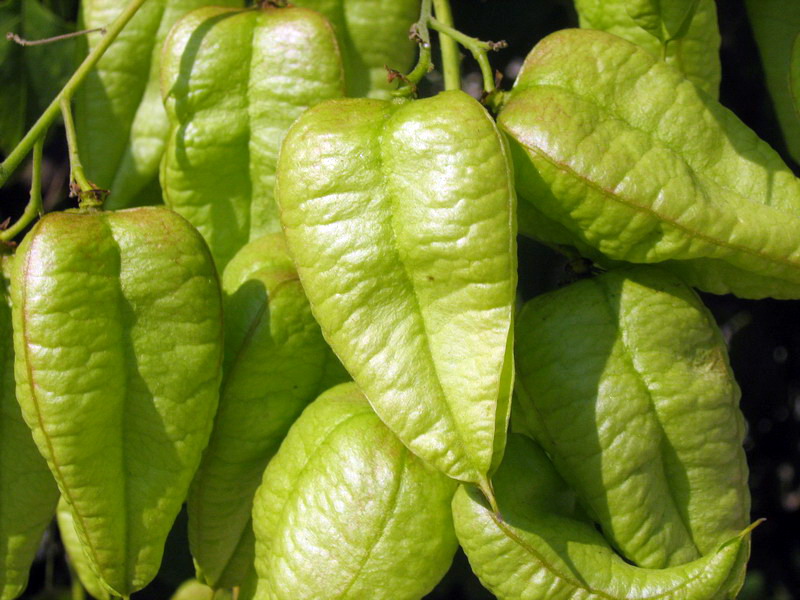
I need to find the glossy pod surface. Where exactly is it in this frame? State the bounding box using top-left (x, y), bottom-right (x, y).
top-left (12, 207), bottom-right (223, 597)
top-left (453, 434), bottom-right (752, 600)
top-left (275, 91), bottom-right (517, 485)
top-left (515, 266), bottom-right (749, 571)
top-left (188, 234), bottom-right (348, 589)
top-left (252, 383), bottom-right (458, 600)
top-left (75, 0), bottom-right (242, 209)
top-left (161, 4), bottom-right (346, 270)
top-left (500, 29), bottom-right (800, 299)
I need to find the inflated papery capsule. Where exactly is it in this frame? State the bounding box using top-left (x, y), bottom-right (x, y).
top-left (499, 28), bottom-right (800, 299)
top-left (276, 92), bottom-right (516, 488)
top-left (12, 207), bottom-right (223, 598)
top-left (252, 383), bottom-right (458, 600)
top-left (1, 265), bottom-right (59, 600)
top-left (292, 0), bottom-right (420, 98)
top-left (515, 266), bottom-right (749, 572)
top-left (75, 0), bottom-right (242, 209)
top-left (573, 0), bottom-right (721, 97)
top-left (161, 3), bottom-right (346, 270)
top-left (453, 434), bottom-right (753, 600)
top-left (188, 234), bottom-right (348, 589)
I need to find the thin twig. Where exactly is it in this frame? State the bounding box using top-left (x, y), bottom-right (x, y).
top-left (393, 0), bottom-right (433, 97)
top-left (392, 0), bottom-right (505, 101)
top-left (6, 27), bottom-right (106, 47)
top-left (428, 16), bottom-right (505, 95)
top-left (0, 136), bottom-right (44, 241)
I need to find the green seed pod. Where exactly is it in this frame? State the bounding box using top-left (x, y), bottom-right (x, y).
top-left (275, 92), bottom-right (516, 486)
top-left (499, 28), bottom-right (800, 299)
top-left (293, 0), bottom-right (420, 98)
top-left (188, 234), bottom-right (348, 589)
top-left (74, 0), bottom-right (242, 209)
top-left (514, 266), bottom-right (749, 572)
top-left (252, 383), bottom-right (458, 600)
top-left (160, 3), bottom-right (346, 270)
top-left (453, 433), bottom-right (753, 600)
top-left (1, 261), bottom-right (59, 600)
top-left (574, 0), bottom-right (721, 97)
top-left (12, 207), bottom-right (223, 598)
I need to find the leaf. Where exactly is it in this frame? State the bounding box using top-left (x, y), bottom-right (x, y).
top-left (187, 234), bottom-right (348, 589)
top-left (160, 4), bottom-right (345, 269)
top-left (574, 0), bottom-right (720, 97)
top-left (514, 266), bottom-right (749, 571)
top-left (499, 28), bottom-right (800, 299)
top-left (251, 383), bottom-right (458, 600)
top-left (452, 434), bottom-right (753, 600)
top-left (12, 208), bottom-right (223, 597)
top-left (57, 498), bottom-right (110, 600)
top-left (0, 259), bottom-right (59, 600)
top-left (293, 0), bottom-right (420, 98)
top-left (275, 91), bottom-right (516, 485)
top-left (73, 0), bottom-right (242, 209)
top-left (745, 0), bottom-right (800, 165)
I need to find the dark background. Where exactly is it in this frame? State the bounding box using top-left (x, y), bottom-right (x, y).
top-left (2, 0), bottom-right (798, 598)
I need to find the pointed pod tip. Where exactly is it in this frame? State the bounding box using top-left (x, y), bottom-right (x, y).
top-left (716, 518), bottom-right (766, 552)
top-left (742, 518), bottom-right (766, 537)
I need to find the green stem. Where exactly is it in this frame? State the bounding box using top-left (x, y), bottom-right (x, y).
top-left (0, 0), bottom-right (151, 189)
top-left (0, 136), bottom-right (44, 241)
top-left (61, 97), bottom-right (93, 196)
top-left (393, 0), bottom-right (432, 96)
top-left (401, 44), bottom-right (432, 90)
top-left (432, 0), bottom-right (460, 91)
top-left (394, 0), bottom-right (503, 100)
top-left (428, 16), bottom-right (500, 94)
